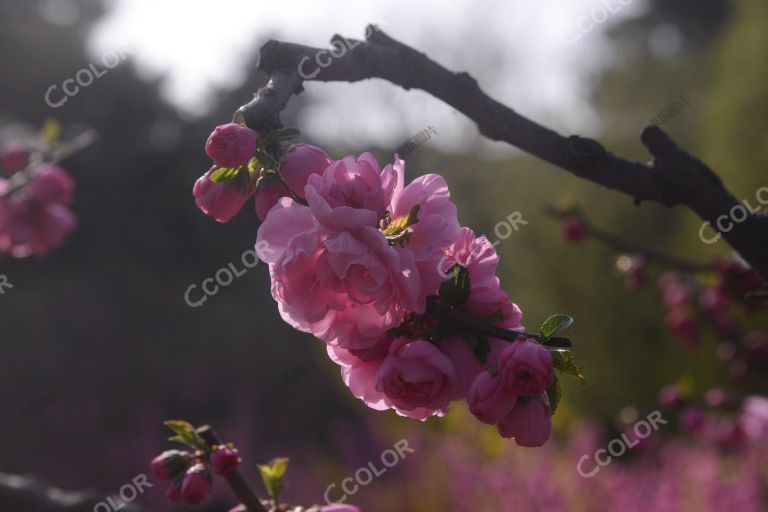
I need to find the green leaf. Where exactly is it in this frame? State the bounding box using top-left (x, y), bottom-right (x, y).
top-left (381, 205), bottom-right (421, 245)
top-left (546, 375), bottom-right (562, 415)
top-left (209, 166), bottom-right (241, 184)
top-left (264, 127), bottom-right (301, 142)
top-left (439, 264), bottom-right (471, 307)
top-left (258, 457), bottom-right (290, 502)
top-left (164, 420), bottom-right (208, 451)
top-left (551, 350), bottom-right (586, 386)
top-left (539, 314), bottom-right (573, 341)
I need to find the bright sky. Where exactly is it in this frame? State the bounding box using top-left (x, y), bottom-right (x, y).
top-left (83, 0), bottom-right (646, 153)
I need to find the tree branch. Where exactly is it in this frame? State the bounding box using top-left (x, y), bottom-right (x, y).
top-left (233, 26), bottom-right (768, 280)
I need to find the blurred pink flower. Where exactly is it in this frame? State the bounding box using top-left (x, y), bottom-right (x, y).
top-left (497, 398), bottom-right (552, 447)
top-left (205, 123), bottom-right (257, 168)
top-left (193, 169), bottom-right (255, 223)
top-left (25, 164), bottom-right (75, 204)
top-left (0, 198), bottom-right (76, 257)
top-left (740, 395), bottom-right (768, 443)
top-left (498, 339), bottom-right (553, 395)
top-left (321, 505), bottom-right (361, 512)
top-left (1, 143), bottom-right (29, 172)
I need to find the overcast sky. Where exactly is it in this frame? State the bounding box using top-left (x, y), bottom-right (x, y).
top-left (82, 0), bottom-right (646, 154)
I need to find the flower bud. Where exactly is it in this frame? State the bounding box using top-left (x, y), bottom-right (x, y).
top-left (150, 449), bottom-right (193, 480)
top-left (561, 216), bottom-right (586, 243)
top-left (165, 481), bottom-right (184, 502)
top-left (211, 444), bottom-right (241, 477)
top-left (467, 370), bottom-right (517, 424)
top-left (2, 144), bottom-right (30, 172)
top-left (279, 144), bottom-right (332, 198)
top-left (193, 170), bottom-right (255, 223)
top-left (498, 339), bottom-right (553, 395)
top-left (205, 123), bottom-right (257, 168)
top-left (181, 463), bottom-right (212, 506)
top-left (26, 164), bottom-right (75, 204)
top-left (497, 397), bottom-right (552, 447)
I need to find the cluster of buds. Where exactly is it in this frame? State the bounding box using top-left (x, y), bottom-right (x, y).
top-left (152, 421), bottom-right (361, 511)
top-left (0, 121), bottom-right (86, 258)
top-left (150, 422), bottom-right (241, 507)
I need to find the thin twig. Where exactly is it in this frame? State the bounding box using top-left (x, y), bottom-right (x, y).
top-left (543, 205), bottom-right (713, 274)
top-left (426, 297), bottom-right (572, 348)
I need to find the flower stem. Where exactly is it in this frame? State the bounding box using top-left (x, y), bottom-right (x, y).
top-left (426, 297), bottom-right (572, 348)
top-left (196, 425), bottom-right (269, 512)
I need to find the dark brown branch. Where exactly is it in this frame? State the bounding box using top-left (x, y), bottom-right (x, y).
top-left (426, 297), bottom-right (572, 348)
top-left (543, 205), bottom-right (713, 274)
top-left (197, 426), bottom-right (268, 512)
top-left (233, 26), bottom-right (768, 281)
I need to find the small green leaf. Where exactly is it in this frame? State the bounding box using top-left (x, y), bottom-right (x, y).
top-left (546, 375), bottom-right (562, 415)
top-left (209, 166), bottom-right (241, 184)
top-left (164, 420), bottom-right (208, 451)
top-left (258, 457), bottom-right (290, 503)
top-left (439, 264), bottom-right (471, 307)
top-left (540, 314), bottom-right (573, 341)
top-left (264, 127), bottom-right (301, 142)
top-left (381, 205), bottom-right (421, 245)
top-left (551, 350), bottom-right (586, 386)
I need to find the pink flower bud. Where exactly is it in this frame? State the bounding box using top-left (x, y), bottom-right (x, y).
top-left (181, 463), bottom-right (212, 506)
top-left (280, 144), bottom-right (331, 198)
top-left (561, 216), bottom-right (586, 243)
top-left (0, 200), bottom-right (76, 257)
top-left (205, 123), bottom-right (257, 168)
top-left (211, 445), bottom-right (240, 477)
top-left (498, 339), bottom-right (553, 395)
top-left (165, 481), bottom-right (184, 502)
top-left (497, 398), bottom-right (552, 447)
top-left (193, 170), bottom-right (256, 223)
top-left (2, 144), bottom-right (30, 172)
top-left (150, 449), bottom-right (193, 480)
top-left (467, 370), bottom-right (518, 424)
top-left (26, 164), bottom-right (75, 204)
top-left (254, 180), bottom-right (289, 221)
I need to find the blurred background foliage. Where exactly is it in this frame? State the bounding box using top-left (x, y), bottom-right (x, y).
top-left (0, 0), bottom-right (766, 510)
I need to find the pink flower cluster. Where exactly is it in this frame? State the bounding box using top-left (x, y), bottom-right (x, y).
top-left (251, 148), bottom-right (552, 446)
top-left (193, 124), bottom-right (562, 446)
top-left (0, 152), bottom-right (77, 258)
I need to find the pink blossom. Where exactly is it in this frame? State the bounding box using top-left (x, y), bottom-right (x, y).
top-left (2, 144), bottom-right (30, 172)
top-left (0, 198), bottom-right (76, 257)
top-left (375, 337), bottom-right (459, 419)
top-left (740, 395), bottom-right (768, 443)
top-left (497, 397), bottom-right (552, 447)
top-left (387, 159), bottom-right (461, 302)
top-left (193, 169), bottom-right (255, 223)
top-left (150, 450), bottom-right (192, 480)
top-left (440, 227), bottom-right (523, 329)
top-left (25, 164), bottom-right (75, 204)
top-left (498, 339), bottom-right (553, 395)
top-left (468, 370), bottom-right (518, 424)
top-left (256, 173), bottom-right (421, 350)
top-left (205, 123), bottom-right (257, 168)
